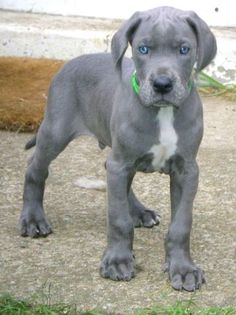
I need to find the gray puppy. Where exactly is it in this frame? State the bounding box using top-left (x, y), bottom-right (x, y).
top-left (20, 6), bottom-right (216, 291)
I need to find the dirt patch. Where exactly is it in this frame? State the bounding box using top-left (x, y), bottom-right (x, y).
top-left (0, 57), bottom-right (64, 132)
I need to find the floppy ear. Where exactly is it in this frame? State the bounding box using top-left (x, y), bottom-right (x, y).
top-left (186, 11), bottom-right (217, 71)
top-left (111, 12), bottom-right (142, 75)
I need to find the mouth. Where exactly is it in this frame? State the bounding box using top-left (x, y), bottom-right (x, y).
top-left (154, 100), bottom-right (172, 107)
top-left (150, 99), bottom-right (178, 109)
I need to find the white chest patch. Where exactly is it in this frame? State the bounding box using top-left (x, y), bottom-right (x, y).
top-left (149, 107), bottom-right (178, 171)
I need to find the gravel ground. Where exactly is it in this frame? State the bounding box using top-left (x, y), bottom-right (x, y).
top-left (0, 97), bottom-right (235, 314)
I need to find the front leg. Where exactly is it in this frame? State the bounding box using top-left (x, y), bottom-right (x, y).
top-left (165, 158), bottom-right (205, 291)
top-left (100, 157), bottom-right (135, 281)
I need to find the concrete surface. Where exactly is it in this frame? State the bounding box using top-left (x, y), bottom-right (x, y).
top-left (0, 10), bottom-right (119, 60)
top-left (0, 10), bottom-right (236, 83)
top-left (0, 96), bottom-right (236, 313)
top-left (1, 0), bottom-right (236, 26)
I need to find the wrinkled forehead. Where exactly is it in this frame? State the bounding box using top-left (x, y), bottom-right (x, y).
top-left (133, 14), bottom-right (196, 46)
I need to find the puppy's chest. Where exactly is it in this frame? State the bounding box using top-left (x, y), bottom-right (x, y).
top-left (136, 107), bottom-right (178, 173)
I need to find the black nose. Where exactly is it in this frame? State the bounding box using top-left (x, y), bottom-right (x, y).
top-left (153, 75), bottom-right (173, 94)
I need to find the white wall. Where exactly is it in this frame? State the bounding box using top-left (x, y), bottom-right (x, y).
top-left (0, 0), bottom-right (235, 27)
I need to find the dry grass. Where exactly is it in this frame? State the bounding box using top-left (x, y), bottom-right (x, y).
top-left (0, 57), bottom-right (64, 132)
top-left (198, 71), bottom-right (236, 102)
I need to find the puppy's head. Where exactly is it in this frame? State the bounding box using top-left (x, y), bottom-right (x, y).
top-left (111, 6), bottom-right (217, 108)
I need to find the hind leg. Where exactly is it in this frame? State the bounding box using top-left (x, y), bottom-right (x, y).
top-left (20, 120), bottom-right (74, 237)
top-left (128, 188), bottom-right (160, 228)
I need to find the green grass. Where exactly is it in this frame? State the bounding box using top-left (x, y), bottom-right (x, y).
top-left (198, 72), bottom-right (236, 101)
top-left (0, 294), bottom-right (235, 315)
top-left (135, 300), bottom-right (235, 315)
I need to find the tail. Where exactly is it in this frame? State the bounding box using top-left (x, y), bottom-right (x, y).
top-left (25, 135), bottom-right (37, 150)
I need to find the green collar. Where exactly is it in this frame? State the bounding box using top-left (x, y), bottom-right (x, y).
top-left (131, 71), bottom-right (140, 94)
top-left (187, 79), bottom-right (194, 92)
top-left (131, 71), bottom-right (193, 95)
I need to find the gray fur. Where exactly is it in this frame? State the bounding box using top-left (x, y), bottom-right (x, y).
top-left (20, 6), bottom-right (216, 291)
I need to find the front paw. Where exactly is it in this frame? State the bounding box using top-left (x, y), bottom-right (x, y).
top-left (100, 248), bottom-right (135, 281)
top-left (165, 259), bottom-right (205, 291)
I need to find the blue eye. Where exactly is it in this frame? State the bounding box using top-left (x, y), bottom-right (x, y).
top-left (180, 45), bottom-right (190, 55)
top-left (138, 46), bottom-right (149, 54)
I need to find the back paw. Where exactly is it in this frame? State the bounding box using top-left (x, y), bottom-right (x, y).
top-left (20, 207), bottom-right (52, 238)
top-left (131, 209), bottom-right (160, 228)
